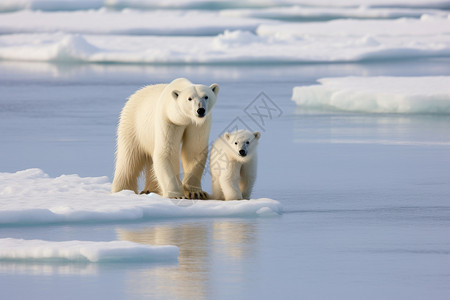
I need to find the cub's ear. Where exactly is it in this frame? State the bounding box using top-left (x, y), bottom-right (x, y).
top-left (172, 90), bottom-right (180, 100)
top-left (253, 131), bottom-right (261, 140)
top-left (210, 84), bottom-right (219, 96)
top-left (224, 132), bottom-right (230, 141)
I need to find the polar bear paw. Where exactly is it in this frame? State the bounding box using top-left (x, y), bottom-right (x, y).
top-left (183, 185), bottom-right (208, 200)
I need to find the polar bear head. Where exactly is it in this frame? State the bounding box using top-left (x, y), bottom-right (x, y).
top-left (223, 129), bottom-right (261, 161)
top-left (172, 83), bottom-right (219, 125)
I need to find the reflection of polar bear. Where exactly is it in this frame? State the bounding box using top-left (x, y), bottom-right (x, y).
top-left (112, 78), bottom-right (219, 199)
top-left (210, 130), bottom-right (260, 200)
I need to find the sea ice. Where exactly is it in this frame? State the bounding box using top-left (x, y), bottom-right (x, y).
top-left (0, 10), bottom-right (269, 36)
top-left (0, 15), bottom-right (449, 63)
top-left (0, 238), bottom-right (179, 262)
top-left (221, 6), bottom-right (447, 21)
top-left (292, 76), bottom-right (450, 113)
top-left (0, 169), bottom-right (282, 226)
top-left (2, 0), bottom-right (450, 12)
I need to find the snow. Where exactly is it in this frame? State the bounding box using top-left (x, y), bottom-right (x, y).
top-left (0, 10), bottom-right (268, 36)
top-left (221, 6), bottom-right (447, 20)
top-left (2, 0), bottom-right (450, 12)
top-left (0, 169), bottom-right (282, 226)
top-left (292, 76), bottom-right (450, 113)
top-left (0, 13), bottom-right (449, 63)
top-left (0, 238), bottom-right (179, 262)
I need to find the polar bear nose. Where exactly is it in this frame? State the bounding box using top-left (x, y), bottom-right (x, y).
top-left (197, 108), bottom-right (206, 117)
top-left (239, 149), bottom-right (247, 157)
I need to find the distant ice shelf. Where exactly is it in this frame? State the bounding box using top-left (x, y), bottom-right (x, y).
top-left (2, 0), bottom-right (450, 12)
top-left (0, 238), bottom-right (179, 263)
top-left (292, 76), bottom-right (450, 114)
top-left (0, 169), bottom-right (282, 227)
top-left (0, 14), bottom-right (449, 64)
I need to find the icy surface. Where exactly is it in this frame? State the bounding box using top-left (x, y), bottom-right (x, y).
top-left (0, 10), bottom-right (268, 36)
top-left (0, 12), bottom-right (449, 63)
top-left (292, 76), bottom-right (450, 113)
top-left (221, 6), bottom-right (447, 20)
top-left (2, 0), bottom-right (450, 12)
top-left (0, 238), bottom-right (179, 262)
top-left (0, 169), bottom-right (282, 226)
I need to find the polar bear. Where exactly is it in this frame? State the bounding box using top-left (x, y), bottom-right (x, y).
top-left (112, 78), bottom-right (219, 199)
top-left (210, 130), bottom-right (261, 200)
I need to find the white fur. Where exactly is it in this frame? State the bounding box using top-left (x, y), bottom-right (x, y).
top-left (210, 130), bottom-right (260, 200)
top-left (112, 78), bottom-right (219, 198)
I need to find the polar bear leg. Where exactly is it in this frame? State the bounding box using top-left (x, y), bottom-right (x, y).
top-left (142, 157), bottom-right (160, 194)
top-left (112, 148), bottom-right (145, 194)
top-left (211, 175), bottom-right (225, 200)
top-left (220, 176), bottom-right (243, 201)
top-left (181, 123), bottom-right (210, 199)
top-left (153, 150), bottom-right (184, 198)
top-left (239, 160), bottom-right (256, 199)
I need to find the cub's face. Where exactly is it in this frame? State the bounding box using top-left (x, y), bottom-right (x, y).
top-left (224, 130), bottom-right (261, 161)
top-left (172, 84), bottom-right (219, 125)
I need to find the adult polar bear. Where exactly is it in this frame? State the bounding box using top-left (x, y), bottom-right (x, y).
top-left (112, 78), bottom-right (219, 199)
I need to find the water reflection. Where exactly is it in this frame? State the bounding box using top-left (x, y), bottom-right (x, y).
top-left (0, 262), bottom-right (97, 276)
top-left (117, 220), bottom-right (257, 300)
top-left (293, 112), bottom-right (450, 147)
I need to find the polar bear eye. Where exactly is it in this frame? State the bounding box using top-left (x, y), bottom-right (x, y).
top-left (234, 142), bottom-right (238, 145)
top-left (204, 96), bottom-right (208, 100)
top-left (246, 141), bottom-right (249, 144)
top-left (188, 97), bottom-right (192, 101)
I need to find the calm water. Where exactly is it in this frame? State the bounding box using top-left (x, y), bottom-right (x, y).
top-left (1, 60), bottom-right (450, 299)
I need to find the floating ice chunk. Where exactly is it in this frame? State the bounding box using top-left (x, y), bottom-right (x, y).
top-left (212, 30), bottom-right (261, 49)
top-left (0, 169), bottom-right (282, 226)
top-left (0, 238), bottom-right (179, 263)
top-left (292, 76), bottom-right (450, 114)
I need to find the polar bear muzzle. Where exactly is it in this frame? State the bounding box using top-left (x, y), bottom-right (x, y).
top-left (197, 107), bottom-right (206, 118)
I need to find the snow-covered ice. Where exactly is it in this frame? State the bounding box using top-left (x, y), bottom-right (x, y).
top-left (0, 10), bottom-right (450, 63)
top-left (0, 10), bottom-right (268, 36)
top-left (221, 6), bottom-right (447, 20)
top-left (0, 169), bottom-right (282, 226)
top-left (292, 76), bottom-right (450, 113)
top-left (2, 0), bottom-right (450, 12)
top-left (0, 238), bottom-right (179, 262)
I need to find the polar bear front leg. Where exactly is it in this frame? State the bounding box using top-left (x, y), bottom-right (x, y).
top-left (220, 176), bottom-right (243, 200)
top-left (219, 166), bottom-right (243, 200)
top-left (181, 123), bottom-right (210, 200)
top-left (153, 150), bottom-right (184, 198)
top-left (240, 159), bottom-right (257, 199)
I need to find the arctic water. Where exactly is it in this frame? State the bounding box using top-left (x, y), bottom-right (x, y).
top-left (1, 59), bottom-right (449, 299)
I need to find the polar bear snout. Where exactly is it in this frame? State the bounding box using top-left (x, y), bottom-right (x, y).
top-left (239, 149), bottom-right (247, 157)
top-left (197, 107), bottom-right (206, 117)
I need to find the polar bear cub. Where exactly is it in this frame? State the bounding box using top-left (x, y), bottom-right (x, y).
top-left (210, 130), bottom-right (261, 200)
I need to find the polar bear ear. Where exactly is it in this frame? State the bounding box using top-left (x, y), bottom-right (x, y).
top-left (253, 131), bottom-right (261, 140)
top-left (172, 90), bottom-right (180, 100)
top-left (224, 132), bottom-right (230, 140)
top-left (210, 84), bottom-right (220, 96)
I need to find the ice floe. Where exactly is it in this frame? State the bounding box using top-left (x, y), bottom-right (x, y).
top-left (221, 6), bottom-right (447, 21)
top-left (292, 76), bottom-right (450, 113)
top-left (0, 238), bottom-right (179, 262)
top-left (0, 169), bottom-right (282, 226)
top-left (0, 14), bottom-right (449, 63)
top-left (0, 10), bottom-right (269, 36)
top-left (2, 0), bottom-right (450, 12)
